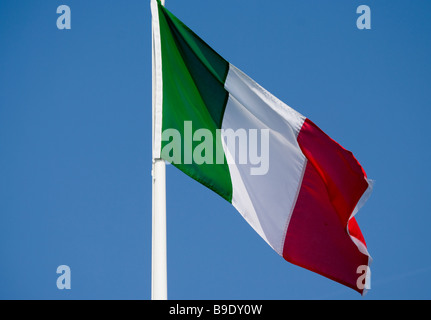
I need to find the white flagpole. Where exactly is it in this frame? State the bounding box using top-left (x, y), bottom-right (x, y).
top-left (151, 0), bottom-right (167, 300)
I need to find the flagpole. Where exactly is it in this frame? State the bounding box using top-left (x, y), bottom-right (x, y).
top-left (151, 0), bottom-right (167, 300)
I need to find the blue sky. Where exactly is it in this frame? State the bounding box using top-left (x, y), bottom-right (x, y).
top-left (0, 0), bottom-right (430, 300)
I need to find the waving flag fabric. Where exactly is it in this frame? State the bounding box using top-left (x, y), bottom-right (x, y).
top-left (151, 0), bottom-right (372, 294)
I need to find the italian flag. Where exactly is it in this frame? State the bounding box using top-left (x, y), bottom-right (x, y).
top-left (151, 0), bottom-right (373, 294)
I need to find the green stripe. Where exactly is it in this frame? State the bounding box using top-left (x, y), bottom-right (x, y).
top-left (157, 1), bottom-right (233, 202)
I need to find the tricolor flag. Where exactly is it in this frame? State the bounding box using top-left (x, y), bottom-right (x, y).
top-left (151, 0), bottom-right (373, 294)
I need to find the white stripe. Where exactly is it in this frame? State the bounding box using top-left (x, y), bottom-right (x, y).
top-left (348, 179), bottom-right (374, 258)
top-left (151, 0), bottom-right (163, 160)
top-left (222, 64), bottom-right (306, 255)
top-left (221, 135), bottom-right (270, 247)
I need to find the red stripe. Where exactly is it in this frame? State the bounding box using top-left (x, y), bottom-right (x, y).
top-left (283, 119), bottom-right (370, 294)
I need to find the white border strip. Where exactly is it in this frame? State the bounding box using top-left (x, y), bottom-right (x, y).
top-left (151, 0), bottom-right (163, 159)
top-left (348, 178), bottom-right (374, 258)
top-left (348, 178), bottom-right (374, 295)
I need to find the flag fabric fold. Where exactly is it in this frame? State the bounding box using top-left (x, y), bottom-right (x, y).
top-left (151, 0), bottom-right (372, 294)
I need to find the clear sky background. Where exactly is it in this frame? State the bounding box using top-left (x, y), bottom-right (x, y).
top-left (0, 0), bottom-right (430, 300)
